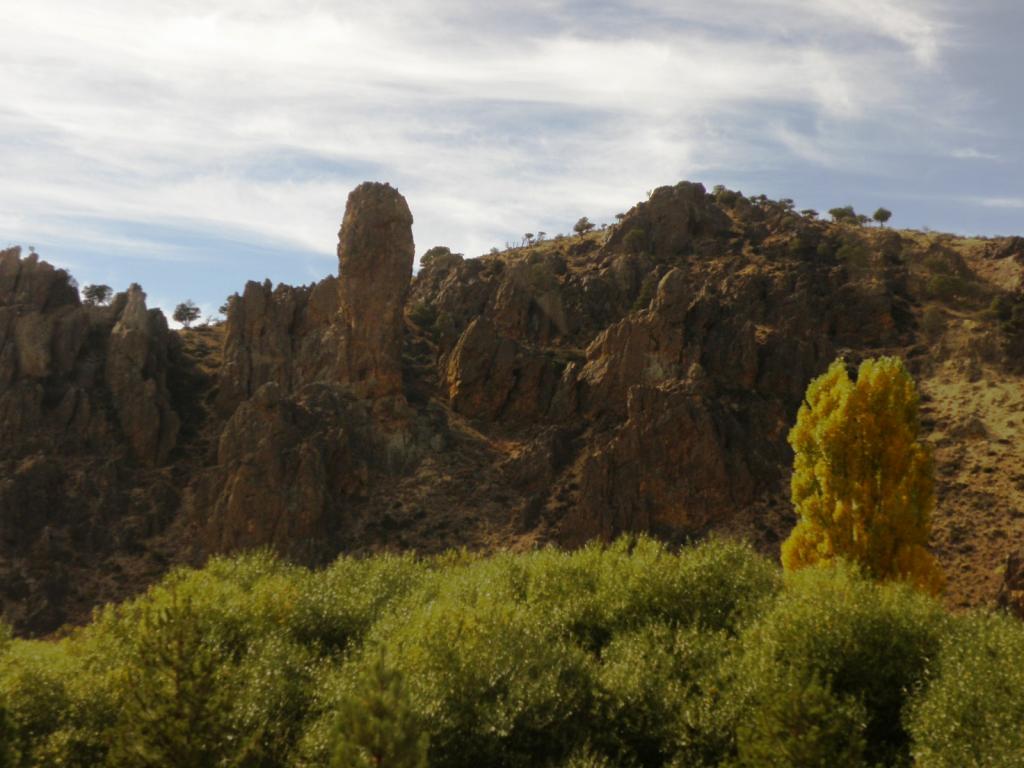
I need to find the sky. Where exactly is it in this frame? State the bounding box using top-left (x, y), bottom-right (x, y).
top-left (1, 0), bottom-right (1022, 321)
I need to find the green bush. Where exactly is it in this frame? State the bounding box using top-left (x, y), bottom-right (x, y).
top-left (329, 652), bottom-right (429, 768)
top-left (2, 539), bottom-right (1023, 767)
top-left (731, 673), bottom-right (867, 768)
top-left (595, 623), bottom-right (729, 766)
top-left (907, 611), bottom-right (1024, 767)
top-left (724, 563), bottom-right (946, 767)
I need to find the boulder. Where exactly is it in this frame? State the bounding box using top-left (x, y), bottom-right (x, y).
top-left (445, 317), bottom-right (563, 422)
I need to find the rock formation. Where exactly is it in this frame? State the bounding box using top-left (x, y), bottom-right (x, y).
top-left (197, 382), bottom-right (366, 558)
top-left (336, 182), bottom-right (415, 398)
top-left (106, 284), bottom-right (180, 466)
top-left (217, 276), bottom-right (339, 413)
top-left (7, 182), bottom-right (1024, 636)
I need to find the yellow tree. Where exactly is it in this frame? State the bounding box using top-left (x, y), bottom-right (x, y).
top-left (782, 356), bottom-right (944, 594)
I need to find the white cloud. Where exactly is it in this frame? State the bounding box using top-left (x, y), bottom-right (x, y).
top-left (0, 0), bottom-right (964, 297)
top-left (951, 147), bottom-right (999, 160)
top-left (974, 196), bottom-right (1024, 209)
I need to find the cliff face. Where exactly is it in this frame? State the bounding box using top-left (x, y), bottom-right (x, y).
top-left (4, 181), bottom-right (1024, 635)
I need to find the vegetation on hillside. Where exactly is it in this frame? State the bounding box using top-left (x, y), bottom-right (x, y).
top-left (0, 539), bottom-right (1021, 767)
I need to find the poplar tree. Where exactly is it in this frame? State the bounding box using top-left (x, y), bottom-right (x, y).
top-left (782, 357), bottom-right (944, 594)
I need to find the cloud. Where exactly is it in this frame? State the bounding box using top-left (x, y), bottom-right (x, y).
top-left (973, 196), bottom-right (1024, 209)
top-left (951, 147), bottom-right (999, 160)
top-left (0, 0), bottom-right (968, 305)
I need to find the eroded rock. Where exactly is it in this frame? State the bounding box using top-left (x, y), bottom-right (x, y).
top-left (337, 182), bottom-right (415, 398)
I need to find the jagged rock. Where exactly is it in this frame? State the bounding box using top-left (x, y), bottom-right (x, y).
top-left (0, 248), bottom-right (79, 311)
top-left (564, 380), bottom-right (754, 543)
top-left (10, 179), bottom-right (1024, 638)
top-left (445, 317), bottom-right (563, 421)
top-left (106, 285), bottom-right (180, 466)
top-left (337, 182), bottom-right (415, 398)
top-left (607, 181), bottom-right (732, 259)
top-left (217, 276), bottom-right (339, 412)
top-left (446, 317), bottom-right (517, 419)
top-left (198, 382), bottom-right (366, 558)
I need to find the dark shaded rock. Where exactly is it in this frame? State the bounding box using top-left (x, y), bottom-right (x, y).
top-left (564, 380), bottom-right (754, 544)
top-left (445, 317), bottom-right (564, 422)
top-left (997, 552), bottom-right (1024, 620)
top-left (198, 382), bottom-right (366, 558)
top-left (106, 285), bottom-right (180, 466)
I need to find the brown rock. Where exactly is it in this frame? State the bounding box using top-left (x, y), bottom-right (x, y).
top-left (337, 182), bottom-right (415, 398)
top-left (997, 552), bottom-right (1024, 620)
top-left (217, 277), bottom-right (339, 412)
top-left (446, 317), bottom-right (518, 419)
top-left (607, 181), bottom-right (731, 259)
top-left (106, 284), bottom-right (180, 465)
top-left (200, 382), bottom-right (366, 558)
top-left (564, 380), bottom-right (754, 544)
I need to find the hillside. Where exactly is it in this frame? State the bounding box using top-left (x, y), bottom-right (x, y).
top-left (3, 181), bottom-right (1024, 635)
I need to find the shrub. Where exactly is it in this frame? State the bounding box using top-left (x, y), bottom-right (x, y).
top-left (732, 673), bottom-right (867, 768)
top-left (408, 301), bottom-right (438, 333)
top-left (108, 590), bottom-right (240, 768)
top-left (907, 611), bottom-right (1024, 767)
top-left (829, 205), bottom-right (859, 224)
top-left (596, 623), bottom-right (729, 766)
top-left (573, 217), bottom-right (595, 236)
top-left (348, 578), bottom-right (596, 767)
top-left (81, 284), bottom-right (112, 306)
top-left (173, 300), bottom-right (201, 328)
top-left (783, 357), bottom-right (944, 594)
top-left (624, 227), bottom-right (647, 255)
top-left (725, 564), bottom-right (946, 767)
top-left (329, 652), bottom-right (429, 768)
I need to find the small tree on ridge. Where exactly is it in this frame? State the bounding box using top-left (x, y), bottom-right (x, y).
top-left (173, 300), bottom-right (201, 329)
top-left (82, 283), bottom-right (113, 306)
top-left (573, 217), bottom-right (595, 236)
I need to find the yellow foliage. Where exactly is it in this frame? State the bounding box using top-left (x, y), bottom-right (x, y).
top-left (782, 357), bottom-right (944, 594)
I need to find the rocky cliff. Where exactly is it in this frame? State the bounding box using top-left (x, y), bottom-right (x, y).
top-left (4, 181), bottom-right (1024, 635)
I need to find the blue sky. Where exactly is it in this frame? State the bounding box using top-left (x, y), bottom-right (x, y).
top-left (1, 0), bottom-right (1021, 322)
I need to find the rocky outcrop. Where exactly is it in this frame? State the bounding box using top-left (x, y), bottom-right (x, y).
top-left (197, 383), bottom-right (366, 558)
top-left (607, 181), bottom-right (732, 259)
top-left (0, 249), bottom-right (185, 634)
top-left (336, 182), bottom-right (415, 398)
top-left (217, 277), bottom-right (339, 412)
top-left (0, 250), bottom-right (179, 464)
top-left (106, 285), bottom-right (180, 466)
top-left (11, 178), bottom-right (1024, 636)
top-left (565, 379), bottom-right (755, 543)
top-left (444, 317), bottom-right (564, 421)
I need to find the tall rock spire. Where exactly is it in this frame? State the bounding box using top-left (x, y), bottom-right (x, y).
top-left (336, 182), bottom-right (415, 399)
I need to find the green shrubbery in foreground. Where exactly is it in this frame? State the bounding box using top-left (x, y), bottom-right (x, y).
top-left (1, 539), bottom-right (1022, 767)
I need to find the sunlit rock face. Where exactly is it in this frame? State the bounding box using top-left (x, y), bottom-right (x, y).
top-left (336, 181), bottom-right (415, 399)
